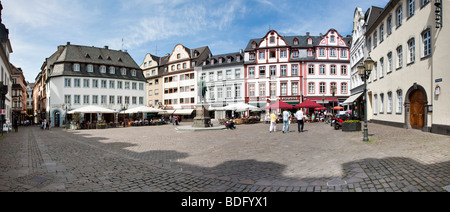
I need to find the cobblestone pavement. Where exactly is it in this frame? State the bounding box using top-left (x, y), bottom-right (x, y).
top-left (0, 121), bottom-right (449, 192)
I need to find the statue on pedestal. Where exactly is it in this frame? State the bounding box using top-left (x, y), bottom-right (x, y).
top-left (192, 78), bottom-right (211, 128)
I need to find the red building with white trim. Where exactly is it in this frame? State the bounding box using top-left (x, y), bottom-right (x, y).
top-left (243, 29), bottom-right (351, 111)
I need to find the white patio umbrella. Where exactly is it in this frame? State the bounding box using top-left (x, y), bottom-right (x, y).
top-left (123, 106), bottom-right (165, 114)
top-left (67, 105), bottom-right (116, 124)
top-left (223, 102), bottom-right (260, 112)
top-left (67, 105), bottom-right (115, 114)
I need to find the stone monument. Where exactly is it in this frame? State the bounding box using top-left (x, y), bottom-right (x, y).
top-left (192, 78), bottom-right (211, 128)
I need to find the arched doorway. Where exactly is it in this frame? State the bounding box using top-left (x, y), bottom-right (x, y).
top-left (409, 89), bottom-right (426, 129)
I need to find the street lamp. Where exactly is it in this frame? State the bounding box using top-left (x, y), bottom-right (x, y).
top-left (358, 55), bottom-right (374, 142)
top-left (62, 104), bottom-right (71, 129)
top-left (331, 85), bottom-right (336, 116)
top-left (121, 104), bottom-right (128, 127)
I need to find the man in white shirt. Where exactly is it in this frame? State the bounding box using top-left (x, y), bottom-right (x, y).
top-left (295, 109), bottom-right (304, 132)
top-left (282, 110), bottom-right (290, 133)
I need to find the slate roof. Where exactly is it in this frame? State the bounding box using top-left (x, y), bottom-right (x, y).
top-left (47, 43), bottom-right (145, 81)
top-left (365, 6), bottom-right (384, 32)
top-left (245, 30), bottom-right (351, 51)
top-left (199, 52), bottom-right (243, 69)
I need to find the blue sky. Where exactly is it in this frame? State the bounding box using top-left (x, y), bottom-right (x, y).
top-left (3, 0), bottom-right (389, 82)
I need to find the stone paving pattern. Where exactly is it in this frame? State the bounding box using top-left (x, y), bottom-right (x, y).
top-left (0, 121), bottom-right (449, 192)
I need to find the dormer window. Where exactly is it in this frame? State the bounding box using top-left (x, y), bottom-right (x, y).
top-left (100, 65), bottom-right (106, 73)
top-left (85, 54), bottom-right (91, 59)
top-left (98, 55), bottom-right (103, 60)
top-left (203, 60), bottom-right (206, 66)
top-left (227, 57), bottom-right (232, 63)
top-left (210, 59), bottom-right (215, 65)
top-left (73, 63), bottom-right (80, 72)
top-left (131, 69), bottom-right (136, 76)
top-left (236, 55), bottom-right (241, 62)
top-left (87, 64), bottom-right (94, 72)
top-left (307, 38), bottom-right (313, 45)
top-left (109, 66), bottom-right (115, 74)
top-left (293, 38), bottom-right (299, 45)
top-left (219, 58), bottom-right (223, 63)
top-left (252, 42), bottom-right (257, 48)
top-left (118, 58), bottom-right (123, 62)
top-left (121, 68), bottom-right (127, 75)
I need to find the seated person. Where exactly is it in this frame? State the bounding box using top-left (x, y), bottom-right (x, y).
top-left (225, 119), bottom-right (236, 130)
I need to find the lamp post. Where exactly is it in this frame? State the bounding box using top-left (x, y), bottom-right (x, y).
top-left (121, 104), bottom-right (128, 127)
top-left (62, 104), bottom-right (71, 129)
top-left (358, 55), bottom-right (374, 142)
top-left (331, 85), bottom-right (336, 116)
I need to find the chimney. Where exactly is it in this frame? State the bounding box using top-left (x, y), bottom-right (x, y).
top-left (57, 45), bottom-right (64, 52)
top-left (104, 46), bottom-right (109, 49)
top-left (306, 32), bottom-right (310, 37)
top-left (239, 49), bottom-right (243, 54)
top-left (66, 42), bottom-right (71, 46)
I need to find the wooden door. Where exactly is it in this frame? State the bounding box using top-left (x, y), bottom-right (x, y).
top-left (409, 90), bottom-right (426, 129)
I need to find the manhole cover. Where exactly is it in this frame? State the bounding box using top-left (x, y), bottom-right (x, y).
top-left (327, 178), bottom-right (347, 186)
top-left (30, 176), bottom-right (51, 184)
top-left (16, 172), bottom-right (56, 188)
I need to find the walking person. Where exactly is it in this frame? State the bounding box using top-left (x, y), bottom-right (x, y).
top-left (269, 111), bottom-right (277, 133)
top-left (295, 109), bottom-right (304, 133)
top-left (282, 110), bottom-right (290, 133)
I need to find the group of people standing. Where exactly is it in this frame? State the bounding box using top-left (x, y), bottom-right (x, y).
top-left (269, 109), bottom-right (305, 133)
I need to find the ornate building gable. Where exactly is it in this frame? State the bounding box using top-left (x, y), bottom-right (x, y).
top-left (166, 44), bottom-right (192, 73)
top-left (168, 44), bottom-right (190, 63)
top-left (317, 29), bottom-right (349, 47)
top-left (352, 7), bottom-right (366, 44)
top-left (258, 30), bottom-right (289, 48)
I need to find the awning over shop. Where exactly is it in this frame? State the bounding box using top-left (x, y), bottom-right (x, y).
top-left (306, 97), bottom-right (338, 104)
top-left (248, 102), bottom-right (267, 107)
top-left (343, 93), bottom-right (363, 105)
top-left (284, 101), bottom-right (299, 106)
top-left (167, 109), bottom-right (194, 115)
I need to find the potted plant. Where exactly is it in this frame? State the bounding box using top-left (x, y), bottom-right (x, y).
top-left (342, 120), bottom-right (361, 132)
top-left (70, 114), bottom-right (81, 130)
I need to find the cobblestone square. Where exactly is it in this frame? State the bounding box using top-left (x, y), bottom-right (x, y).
top-left (0, 121), bottom-right (449, 192)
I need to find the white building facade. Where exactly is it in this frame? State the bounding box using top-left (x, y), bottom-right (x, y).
top-left (196, 51), bottom-right (245, 119)
top-left (364, 0), bottom-right (450, 134)
top-left (43, 43), bottom-right (146, 127)
top-left (346, 6), bottom-right (383, 116)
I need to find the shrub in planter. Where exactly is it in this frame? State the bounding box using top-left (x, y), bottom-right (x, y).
top-left (342, 120), bottom-right (361, 131)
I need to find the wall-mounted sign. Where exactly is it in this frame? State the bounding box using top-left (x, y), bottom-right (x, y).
top-left (435, 78), bottom-right (443, 83)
